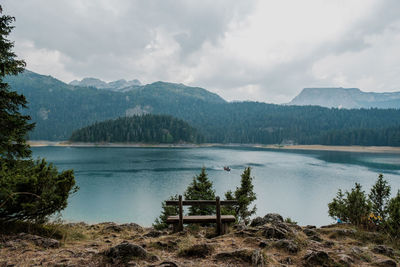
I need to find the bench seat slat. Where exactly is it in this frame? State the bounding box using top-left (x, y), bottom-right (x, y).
top-left (166, 215), bottom-right (235, 224)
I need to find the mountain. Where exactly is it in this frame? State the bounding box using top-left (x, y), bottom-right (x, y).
top-left (5, 70), bottom-right (400, 146)
top-left (288, 87), bottom-right (400, 109)
top-left (69, 77), bottom-right (141, 91)
top-left (69, 114), bottom-right (203, 143)
top-left (5, 70), bottom-right (226, 140)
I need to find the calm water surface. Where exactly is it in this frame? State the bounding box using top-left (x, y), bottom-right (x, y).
top-left (31, 146), bottom-right (400, 226)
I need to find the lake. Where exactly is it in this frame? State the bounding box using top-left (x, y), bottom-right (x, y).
top-left (31, 146), bottom-right (400, 227)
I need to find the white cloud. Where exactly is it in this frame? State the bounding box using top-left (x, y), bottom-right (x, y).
top-left (3, 0), bottom-right (400, 103)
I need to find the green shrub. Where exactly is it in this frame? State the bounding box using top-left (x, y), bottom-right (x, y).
top-left (328, 183), bottom-right (370, 225)
top-left (0, 159), bottom-right (77, 222)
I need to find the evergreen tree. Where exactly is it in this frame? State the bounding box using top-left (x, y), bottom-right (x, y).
top-left (184, 167), bottom-right (215, 215)
top-left (344, 183), bottom-right (371, 226)
top-left (328, 183), bottom-right (371, 225)
top-left (0, 5), bottom-right (77, 222)
top-left (153, 195), bottom-right (179, 230)
top-left (328, 189), bottom-right (346, 222)
top-left (0, 6), bottom-right (33, 161)
top-left (386, 190), bottom-right (400, 239)
top-left (369, 174), bottom-right (391, 220)
top-left (233, 167), bottom-right (257, 224)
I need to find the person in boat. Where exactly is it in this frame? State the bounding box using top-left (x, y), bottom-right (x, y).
top-left (224, 166), bottom-right (231, 171)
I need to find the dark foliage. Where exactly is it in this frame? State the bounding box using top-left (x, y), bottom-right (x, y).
top-left (153, 195), bottom-right (179, 230)
top-left (0, 5), bottom-right (77, 222)
top-left (184, 168), bottom-right (216, 215)
top-left (69, 114), bottom-right (203, 143)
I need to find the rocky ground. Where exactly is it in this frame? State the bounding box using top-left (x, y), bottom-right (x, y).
top-left (0, 214), bottom-right (399, 267)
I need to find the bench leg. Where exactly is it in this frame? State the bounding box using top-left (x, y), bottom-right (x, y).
top-left (222, 223), bottom-right (228, 235)
top-left (172, 223), bottom-right (179, 233)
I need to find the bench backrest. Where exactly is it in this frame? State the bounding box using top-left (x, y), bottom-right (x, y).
top-left (166, 195), bottom-right (237, 235)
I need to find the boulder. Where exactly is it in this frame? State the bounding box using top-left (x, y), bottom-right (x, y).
top-left (374, 259), bottom-right (398, 267)
top-left (303, 250), bottom-right (332, 266)
top-left (17, 233), bottom-right (60, 248)
top-left (102, 241), bottom-right (148, 262)
top-left (144, 230), bottom-right (162, 238)
top-left (178, 243), bottom-right (214, 258)
top-left (303, 228), bottom-right (322, 242)
top-left (372, 245), bottom-right (394, 257)
top-left (263, 213), bottom-right (283, 224)
top-left (120, 223), bottom-right (144, 233)
top-left (215, 249), bottom-right (264, 266)
top-left (273, 239), bottom-right (299, 254)
top-left (338, 254), bottom-right (354, 267)
top-left (263, 225), bottom-right (290, 240)
top-left (250, 217), bottom-right (266, 227)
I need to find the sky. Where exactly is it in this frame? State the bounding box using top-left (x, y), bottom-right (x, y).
top-left (3, 0), bottom-right (400, 103)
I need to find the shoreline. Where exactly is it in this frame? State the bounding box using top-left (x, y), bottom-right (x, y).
top-left (27, 140), bottom-right (400, 153)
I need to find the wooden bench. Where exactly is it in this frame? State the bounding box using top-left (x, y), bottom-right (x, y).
top-left (165, 195), bottom-right (237, 235)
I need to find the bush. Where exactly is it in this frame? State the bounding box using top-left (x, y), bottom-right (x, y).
top-left (328, 183), bottom-right (370, 225)
top-left (0, 159), bottom-right (77, 222)
top-left (153, 194), bottom-right (179, 230)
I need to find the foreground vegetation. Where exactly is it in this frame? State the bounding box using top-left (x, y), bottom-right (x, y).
top-left (0, 5), bottom-right (77, 223)
top-left (329, 174), bottom-right (400, 242)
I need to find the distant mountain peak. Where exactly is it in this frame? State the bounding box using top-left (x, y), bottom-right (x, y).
top-left (69, 77), bottom-right (141, 91)
top-left (288, 87), bottom-right (400, 109)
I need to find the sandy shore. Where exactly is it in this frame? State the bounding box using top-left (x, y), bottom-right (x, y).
top-left (28, 140), bottom-right (400, 153)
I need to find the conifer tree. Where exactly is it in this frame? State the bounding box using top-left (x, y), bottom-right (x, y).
top-left (369, 174), bottom-right (391, 220)
top-left (234, 167), bottom-right (257, 224)
top-left (0, 5), bottom-right (77, 222)
top-left (184, 167), bottom-right (215, 215)
top-left (153, 195), bottom-right (179, 230)
top-left (0, 5), bottom-right (33, 161)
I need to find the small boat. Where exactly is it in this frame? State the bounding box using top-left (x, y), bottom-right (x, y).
top-left (224, 166), bottom-right (231, 172)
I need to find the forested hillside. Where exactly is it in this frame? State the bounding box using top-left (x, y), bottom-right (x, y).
top-left (6, 70), bottom-right (400, 146)
top-left (69, 115), bottom-right (203, 143)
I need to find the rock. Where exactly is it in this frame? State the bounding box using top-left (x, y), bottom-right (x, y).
top-left (303, 228), bottom-right (322, 242)
top-left (120, 223), bottom-right (144, 233)
top-left (372, 245), bottom-right (394, 257)
top-left (215, 249), bottom-right (263, 265)
top-left (157, 261), bottom-right (179, 267)
top-left (178, 243), bottom-right (214, 258)
top-left (338, 254), bottom-right (354, 267)
top-left (17, 233), bottom-right (60, 248)
top-left (303, 250), bottom-right (332, 266)
top-left (251, 249), bottom-right (265, 267)
top-left (104, 224), bottom-right (123, 232)
top-left (251, 217), bottom-right (266, 227)
top-left (374, 259), bottom-right (397, 267)
top-left (263, 213), bottom-right (284, 224)
top-left (148, 254), bottom-right (161, 262)
top-left (263, 225), bottom-right (289, 240)
top-left (154, 240), bottom-right (178, 251)
top-left (305, 225), bottom-right (316, 229)
top-left (144, 230), bottom-right (162, 238)
top-left (323, 241), bottom-right (335, 248)
top-left (280, 257), bottom-right (293, 265)
top-left (273, 239), bottom-right (299, 254)
top-left (259, 241), bottom-right (268, 248)
top-left (303, 228), bottom-right (317, 237)
top-left (102, 241), bottom-right (148, 262)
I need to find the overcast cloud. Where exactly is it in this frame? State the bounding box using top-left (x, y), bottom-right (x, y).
top-left (3, 0), bottom-right (400, 103)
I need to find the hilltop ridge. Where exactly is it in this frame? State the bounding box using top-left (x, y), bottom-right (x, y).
top-left (288, 87), bottom-right (400, 109)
